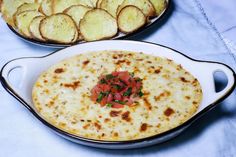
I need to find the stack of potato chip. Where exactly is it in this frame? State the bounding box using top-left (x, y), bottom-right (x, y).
top-left (0, 0), bottom-right (167, 44)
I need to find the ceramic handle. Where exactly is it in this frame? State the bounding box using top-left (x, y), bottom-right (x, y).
top-left (207, 63), bottom-right (235, 101)
top-left (1, 58), bottom-right (28, 90)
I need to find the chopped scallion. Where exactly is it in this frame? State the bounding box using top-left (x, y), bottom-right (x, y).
top-left (96, 92), bottom-right (104, 102)
top-left (123, 87), bottom-right (132, 96)
top-left (106, 103), bottom-right (113, 108)
top-left (113, 84), bottom-right (121, 90)
top-left (135, 78), bottom-right (142, 82)
top-left (100, 78), bottom-right (107, 84)
top-left (114, 100), bottom-right (125, 104)
top-left (106, 74), bottom-right (115, 79)
top-left (138, 91), bottom-right (144, 97)
top-left (129, 72), bottom-right (134, 77)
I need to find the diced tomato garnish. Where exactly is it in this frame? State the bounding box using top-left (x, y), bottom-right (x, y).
top-left (114, 93), bottom-right (122, 100)
top-left (107, 93), bottom-right (113, 102)
top-left (136, 81), bottom-right (141, 89)
top-left (123, 97), bottom-right (133, 106)
top-left (100, 97), bottom-right (107, 106)
top-left (112, 71), bottom-right (119, 76)
top-left (91, 87), bottom-right (99, 101)
top-left (90, 71), bottom-right (143, 108)
top-left (111, 102), bottom-right (124, 108)
top-left (98, 84), bottom-right (110, 92)
top-left (111, 86), bottom-right (118, 93)
top-left (118, 71), bottom-right (130, 84)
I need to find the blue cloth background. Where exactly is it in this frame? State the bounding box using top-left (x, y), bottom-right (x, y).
top-left (0, 0), bottom-right (235, 156)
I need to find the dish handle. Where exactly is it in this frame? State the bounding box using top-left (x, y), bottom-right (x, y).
top-left (1, 58), bottom-right (30, 95)
top-left (204, 62), bottom-right (235, 103)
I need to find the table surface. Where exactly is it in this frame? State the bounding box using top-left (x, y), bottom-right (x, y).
top-left (0, 0), bottom-right (236, 157)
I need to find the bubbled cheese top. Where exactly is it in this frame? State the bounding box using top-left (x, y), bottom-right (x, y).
top-left (32, 51), bottom-right (202, 141)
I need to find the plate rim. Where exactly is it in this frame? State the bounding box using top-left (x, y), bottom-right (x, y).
top-left (1, 40), bottom-right (235, 145)
top-left (7, 0), bottom-right (171, 48)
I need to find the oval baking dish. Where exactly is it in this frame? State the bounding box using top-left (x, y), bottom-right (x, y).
top-left (1, 40), bottom-right (235, 149)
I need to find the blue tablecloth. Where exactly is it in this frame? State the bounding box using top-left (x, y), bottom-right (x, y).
top-left (0, 0), bottom-right (235, 156)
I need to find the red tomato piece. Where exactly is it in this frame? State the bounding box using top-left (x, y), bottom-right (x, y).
top-left (90, 71), bottom-right (143, 108)
top-left (111, 102), bottom-right (124, 108)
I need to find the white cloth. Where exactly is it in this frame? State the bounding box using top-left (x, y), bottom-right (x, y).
top-left (0, 0), bottom-right (235, 157)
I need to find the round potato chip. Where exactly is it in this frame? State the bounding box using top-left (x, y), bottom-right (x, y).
top-left (118, 6), bottom-right (146, 34)
top-left (15, 10), bottom-right (43, 37)
top-left (40, 13), bottom-right (78, 43)
top-left (29, 16), bottom-right (45, 41)
top-left (79, 9), bottom-right (118, 41)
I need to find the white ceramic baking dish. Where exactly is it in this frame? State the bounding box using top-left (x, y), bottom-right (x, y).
top-left (1, 40), bottom-right (235, 149)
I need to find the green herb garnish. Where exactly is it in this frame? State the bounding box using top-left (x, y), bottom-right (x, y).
top-left (96, 92), bottom-right (104, 102)
top-left (123, 87), bottom-right (132, 96)
top-left (119, 79), bottom-right (126, 85)
top-left (135, 78), bottom-right (142, 82)
top-left (106, 74), bottom-right (115, 79)
top-left (114, 100), bottom-right (125, 104)
top-left (138, 91), bottom-right (144, 97)
top-left (129, 72), bottom-right (134, 77)
top-left (103, 91), bottom-right (110, 96)
top-left (113, 84), bottom-right (121, 90)
top-left (106, 103), bottom-right (113, 108)
top-left (100, 78), bottom-right (107, 84)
